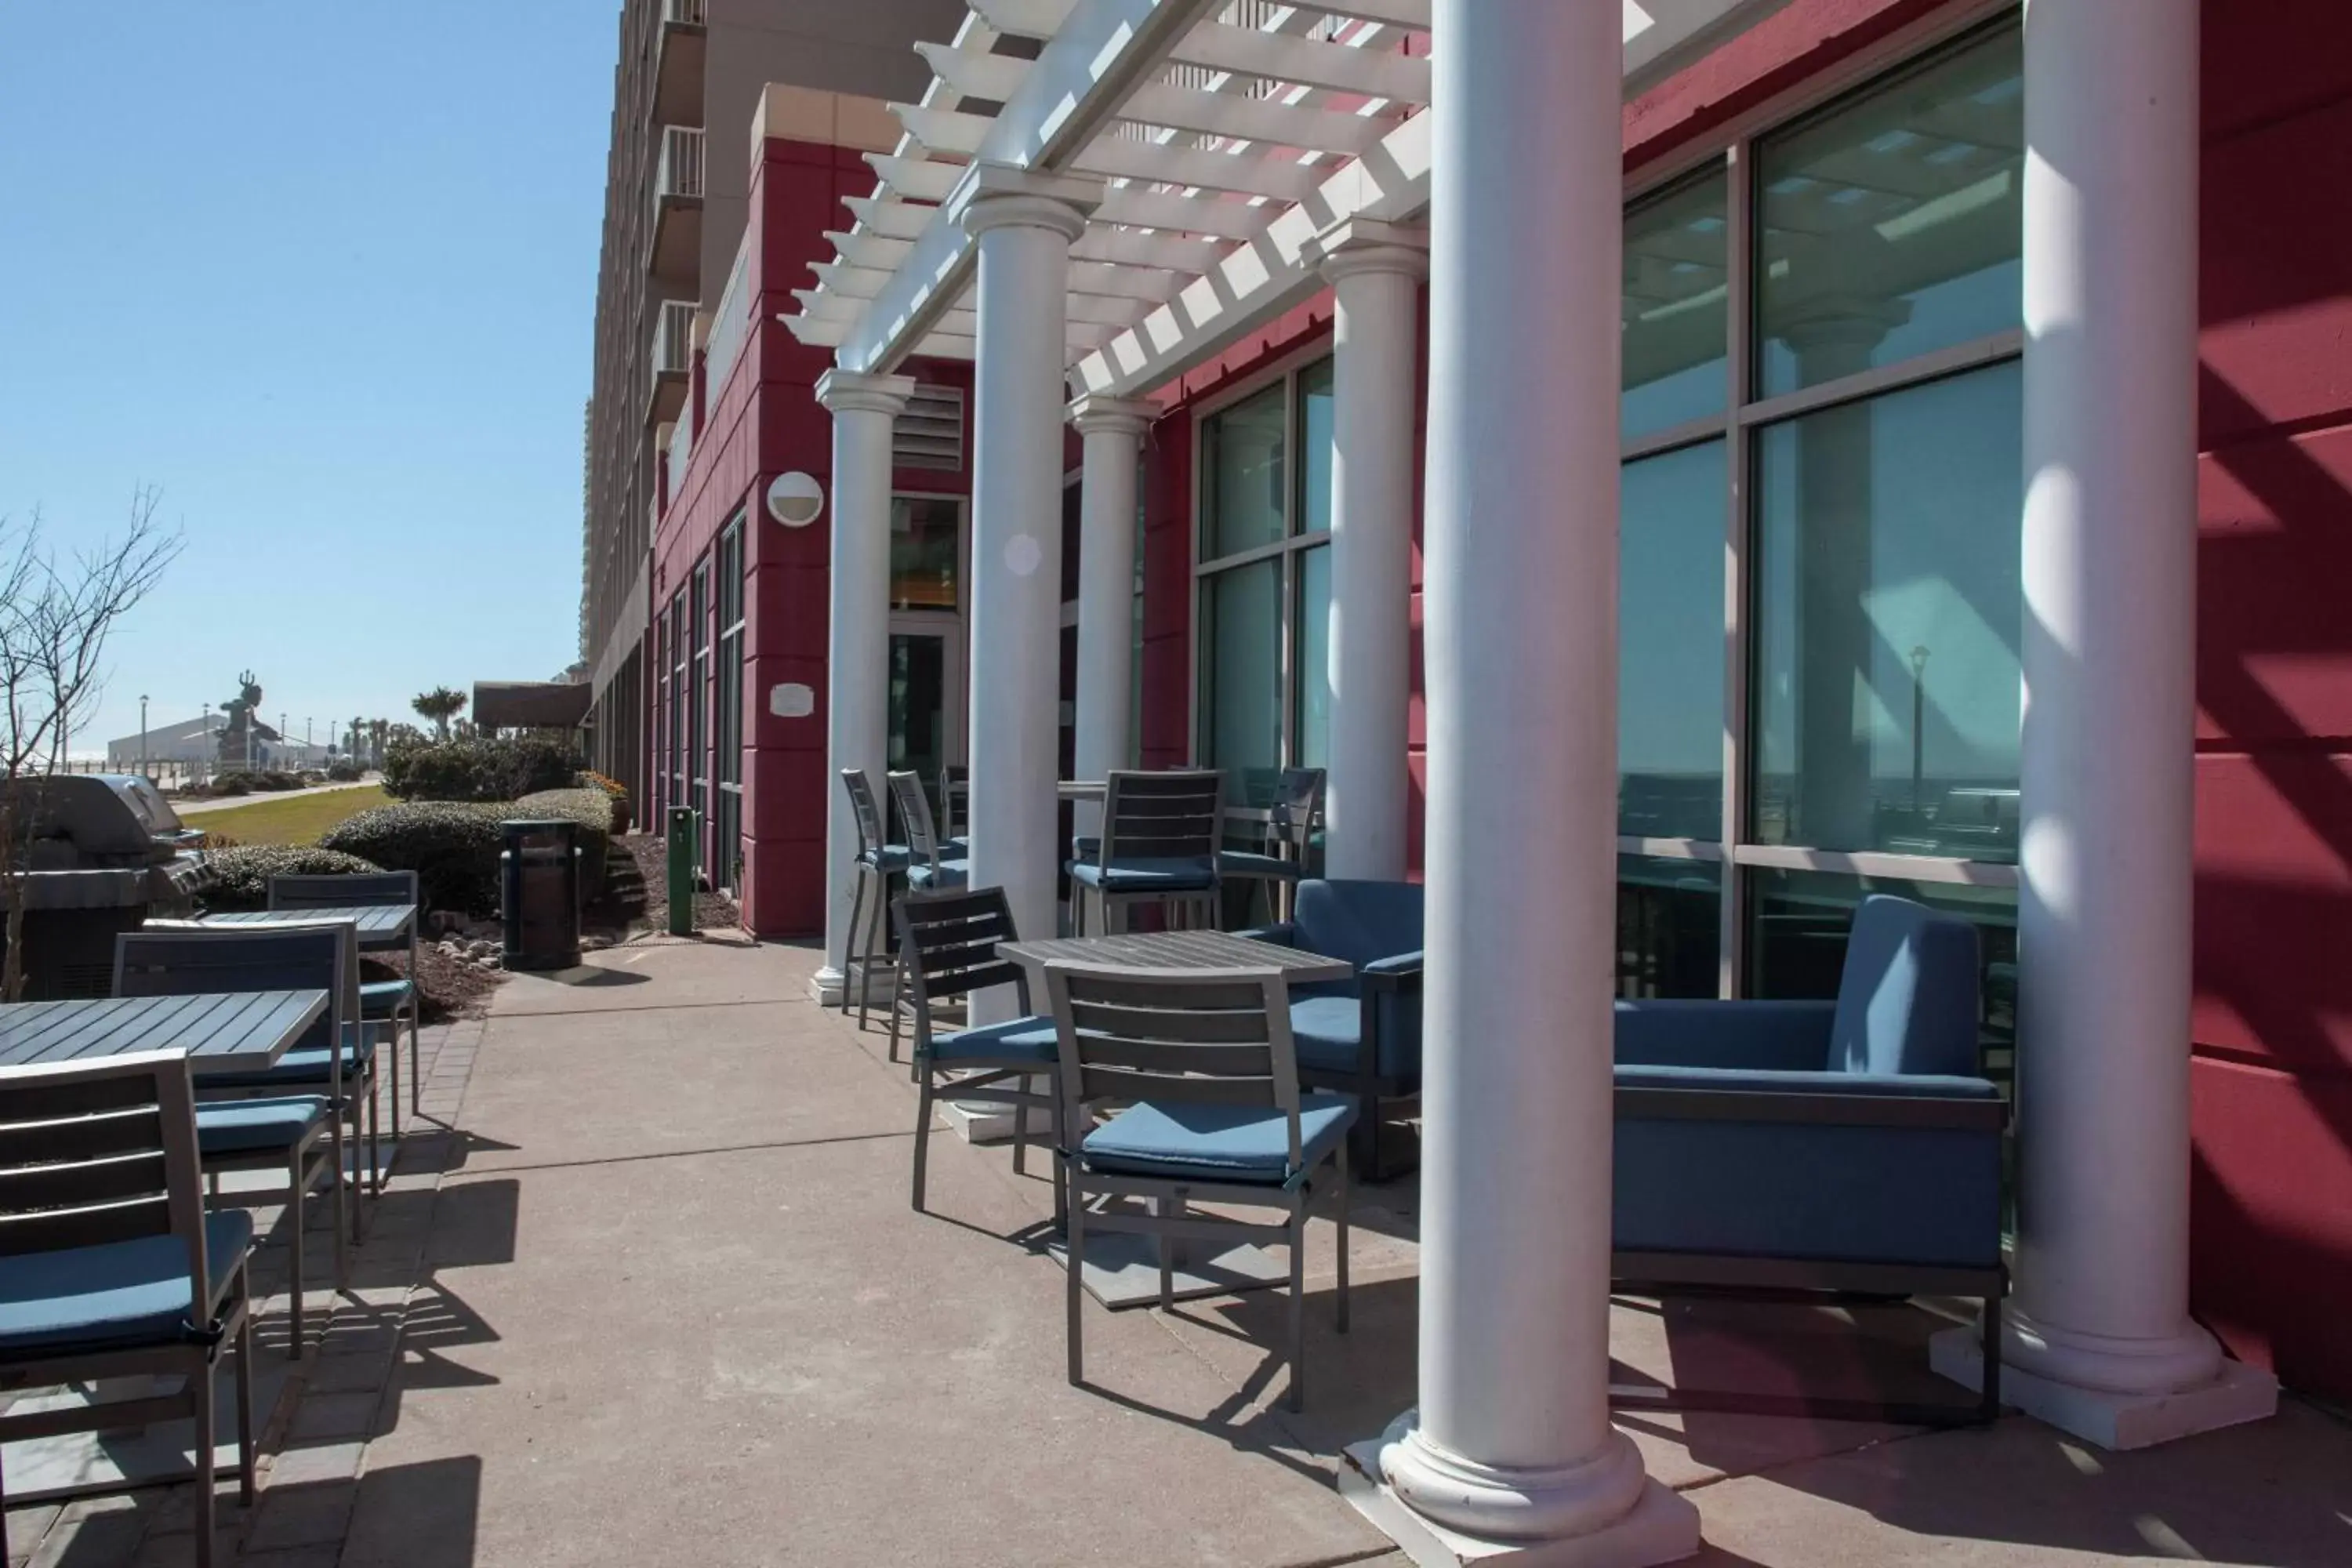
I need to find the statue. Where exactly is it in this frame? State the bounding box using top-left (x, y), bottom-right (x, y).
top-left (216, 671), bottom-right (283, 768)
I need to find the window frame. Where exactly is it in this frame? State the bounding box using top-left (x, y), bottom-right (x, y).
top-left (713, 514), bottom-right (746, 891)
top-left (1186, 343), bottom-right (1337, 786)
top-left (1618, 9), bottom-right (2026, 998)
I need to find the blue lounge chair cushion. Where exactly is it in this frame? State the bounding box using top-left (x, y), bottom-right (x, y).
top-left (194, 1033), bottom-right (375, 1091)
top-left (1829, 895), bottom-right (1984, 1078)
top-left (907, 859), bottom-right (969, 892)
top-left (1081, 1092), bottom-right (1356, 1184)
top-left (0, 1210), bottom-right (253, 1356)
top-left (1218, 848), bottom-right (1301, 881)
top-left (1287, 993), bottom-right (1423, 1080)
top-left (359, 978), bottom-right (413, 1014)
top-left (1291, 880), bottom-right (1425, 975)
top-left (927, 1014), bottom-right (1058, 1065)
top-left (1065, 856), bottom-right (1218, 895)
top-left (194, 1095), bottom-right (332, 1156)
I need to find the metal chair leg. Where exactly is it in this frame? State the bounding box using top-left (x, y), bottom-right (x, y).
top-left (1066, 1183), bottom-right (1087, 1388)
top-left (1335, 1143), bottom-right (1351, 1334)
top-left (844, 867), bottom-right (868, 1018)
top-left (911, 1072), bottom-right (934, 1213)
top-left (192, 1353), bottom-right (217, 1568)
top-left (1287, 1189), bottom-right (1307, 1413)
top-left (287, 1147), bottom-right (307, 1355)
top-left (857, 872), bottom-right (889, 1033)
top-left (234, 1293), bottom-right (256, 1504)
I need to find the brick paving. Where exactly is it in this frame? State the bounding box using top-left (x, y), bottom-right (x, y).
top-left (6, 1017), bottom-right (488, 1568)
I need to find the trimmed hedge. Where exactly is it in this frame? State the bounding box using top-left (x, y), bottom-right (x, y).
top-left (321, 802), bottom-right (510, 913)
top-left (325, 760), bottom-right (363, 782)
top-left (202, 845), bottom-right (384, 913)
top-left (383, 736), bottom-right (578, 803)
top-left (513, 788), bottom-right (614, 885)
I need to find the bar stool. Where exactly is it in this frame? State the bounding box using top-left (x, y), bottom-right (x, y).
top-left (841, 769), bottom-right (906, 1026)
top-left (1218, 766), bottom-right (1324, 925)
top-left (1065, 768), bottom-right (1224, 935)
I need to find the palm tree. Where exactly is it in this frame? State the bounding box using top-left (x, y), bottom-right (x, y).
top-left (412, 686), bottom-right (467, 742)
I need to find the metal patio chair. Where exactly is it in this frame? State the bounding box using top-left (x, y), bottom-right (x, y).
top-left (119, 924), bottom-right (376, 1291)
top-left (0, 1051), bottom-right (259, 1566)
top-left (270, 869), bottom-right (420, 1132)
top-left (1218, 766), bottom-right (1323, 925)
top-left (1044, 963), bottom-right (1352, 1412)
top-left (892, 887), bottom-right (1062, 1224)
top-left (840, 769), bottom-right (906, 1028)
top-left (1065, 769), bottom-right (1224, 935)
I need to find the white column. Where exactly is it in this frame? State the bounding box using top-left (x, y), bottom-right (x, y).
top-left (1929, 0), bottom-right (2276, 1449)
top-left (1309, 221), bottom-right (1425, 883)
top-left (812, 368), bottom-right (913, 1002)
top-left (1068, 394), bottom-right (1155, 847)
top-left (960, 173), bottom-right (1096, 1018)
top-left (1367, 3), bottom-right (1697, 1562)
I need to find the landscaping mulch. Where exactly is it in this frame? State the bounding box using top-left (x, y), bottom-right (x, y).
top-left (619, 832), bottom-right (741, 937)
top-left (362, 947), bottom-right (501, 1022)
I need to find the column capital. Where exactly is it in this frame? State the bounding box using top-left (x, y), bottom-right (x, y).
top-left (1305, 216), bottom-right (1429, 284)
top-left (815, 368), bottom-right (915, 417)
top-left (1066, 393), bottom-right (1158, 440)
top-left (950, 163), bottom-right (1101, 245)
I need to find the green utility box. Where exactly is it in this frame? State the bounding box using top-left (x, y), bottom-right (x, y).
top-left (666, 806), bottom-right (698, 937)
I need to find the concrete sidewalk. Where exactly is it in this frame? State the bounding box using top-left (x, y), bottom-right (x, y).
top-left (14, 933), bottom-right (2349, 1566)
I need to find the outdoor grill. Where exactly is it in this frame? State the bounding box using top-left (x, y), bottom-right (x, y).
top-left (0, 773), bottom-right (213, 999)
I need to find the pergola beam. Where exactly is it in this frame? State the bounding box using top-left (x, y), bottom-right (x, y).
top-left (1167, 20), bottom-right (1431, 100)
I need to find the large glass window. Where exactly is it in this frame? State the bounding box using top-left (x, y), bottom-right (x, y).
top-left (1756, 27), bottom-right (2024, 397)
top-left (713, 518), bottom-right (745, 891)
top-left (1618, 440), bottom-right (1726, 840)
top-left (1751, 363), bottom-right (2022, 858)
top-left (1196, 358), bottom-right (1334, 804)
top-left (888, 495), bottom-right (962, 611)
top-left (1612, 16), bottom-right (2022, 1014)
top-left (1623, 171), bottom-right (1730, 441)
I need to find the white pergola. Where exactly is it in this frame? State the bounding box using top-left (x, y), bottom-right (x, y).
top-left (803, 2), bottom-right (2275, 1563)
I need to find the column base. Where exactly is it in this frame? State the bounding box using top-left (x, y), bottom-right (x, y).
top-left (1340, 1416), bottom-right (1700, 1567)
top-left (938, 1098), bottom-right (1054, 1144)
top-left (808, 966), bottom-right (847, 1007)
top-left (1930, 1324), bottom-right (2277, 1450)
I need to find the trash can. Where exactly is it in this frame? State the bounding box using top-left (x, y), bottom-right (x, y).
top-left (499, 818), bottom-right (581, 971)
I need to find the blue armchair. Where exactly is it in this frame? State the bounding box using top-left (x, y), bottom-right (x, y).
top-left (1610, 895), bottom-right (2006, 1426)
top-left (1244, 878), bottom-right (1422, 1181)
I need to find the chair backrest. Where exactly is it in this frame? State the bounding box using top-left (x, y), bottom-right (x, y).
top-left (887, 770), bottom-right (946, 868)
top-left (1268, 768), bottom-right (1327, 848)
top-left (1829, 895), bottom-right (1983, 1077)
top-left (1293, 879), bottom-right (1423, 971)
top-left (0, 1050), bottom-right (209, 1308)
top-left (891, 887), bottom-right (1029, 1050)
top-left (939, 764), bottom-right (969, 841)
top-left (114, 924), bottom-right (353, 1080)
top-left (841, 769), bottom-right (887, 858)
top-left (1098, 769), bottom-right (1224, 869)
top-left (1043, 964), bottom-right (1301, 1167)
top-left (269, 869), bottom-right (419, 913)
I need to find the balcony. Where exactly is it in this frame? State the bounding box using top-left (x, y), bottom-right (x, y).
top-left (646, 296), bottom-right (697, 429)
top-left (652, 0), bottom-right (706, 127)
top-left (647, 124), bottom-right (704, 283)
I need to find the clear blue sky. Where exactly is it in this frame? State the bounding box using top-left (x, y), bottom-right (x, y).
top-left (0, 2), bottom-right (615, 755)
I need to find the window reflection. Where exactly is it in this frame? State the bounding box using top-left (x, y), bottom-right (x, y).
top-left (888, 496), bottom-right (960, 611)
top-left (1755, 27), bottom-right (2023, 397)
top-left (1200, 558), bottom-right (1283, 802)
top-left (1297, 360), bottom-right (1334, 534)
top-left (1617, 855), bottom-right (1722, 999)
top-left (1623, 171), bottom-right (1730, 440)
top-left (1202, 383), bottom-right (1287, 559)
top-left (1297, 544), bottom-right (1330, 771)
top-left (1619, 441), bottom-right (1726, 840)
top-left (1751, 363), bottom-right (2021, 859)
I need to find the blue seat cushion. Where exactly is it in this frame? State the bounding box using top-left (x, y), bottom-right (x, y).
top-left (195, 1095), bottom-right (332, 1156)
top-left (1289, 990), bottom-right (1423, 1082)
top-left (1081, 1092), bottom-right (1356, 1185)
top-left (1065, 857), bottom-right (1218, 895)
top-left (907, 859), bottom-right (969, 891)
top-left (861, 844), bottom-right (913, 872)
top-left (194, 1034), bottom-right (375, 1092)
top-left (0, 1210), bottom-right (253, 1357)
top-left (927, 1014), bottom-right (1058, 1065)
top-left (1218, 849), bottom-right (1301, 881)
top-left (359, 978), bottom-right (413, 1014)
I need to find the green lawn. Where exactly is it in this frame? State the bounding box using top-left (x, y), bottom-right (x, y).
top-left (186, 785), bottom-right (392, 847)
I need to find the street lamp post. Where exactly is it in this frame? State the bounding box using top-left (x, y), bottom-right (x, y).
top-left (139, 694), bottom-right (149, 779)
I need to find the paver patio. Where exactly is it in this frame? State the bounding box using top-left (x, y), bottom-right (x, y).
top-left (11, 934), bottom-right (2351, 1566)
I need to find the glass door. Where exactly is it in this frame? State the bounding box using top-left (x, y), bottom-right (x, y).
top-left (887, 621), bottom-right (963, 843)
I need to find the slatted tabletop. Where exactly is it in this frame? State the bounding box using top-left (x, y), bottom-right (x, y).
top-left (198, 905), bottom-right (416, 950)
top-left (0, 989), bottom-right (328, 1074)
top-left (997, 929), bottom-right (1353, 985)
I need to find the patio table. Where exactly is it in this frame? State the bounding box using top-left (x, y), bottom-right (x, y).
top-left (0, 989), bottom-right (328, 1076)
top-left (995, 929), bottom-right (1352, 1309)
top-left (198, 904), bottom-right (416, 953)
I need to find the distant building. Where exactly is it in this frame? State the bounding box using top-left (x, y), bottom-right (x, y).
top-left (103, 715), bottom-right (330, 771)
